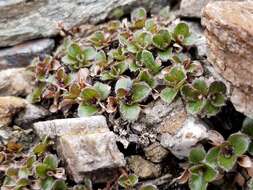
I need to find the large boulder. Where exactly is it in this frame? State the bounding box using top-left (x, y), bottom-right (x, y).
top-left (202, 1), bottom-right (253, 118)
top-left (0, 39), bottom-right (54, 70)
top-left (0, 0), bottom-right (169, 47)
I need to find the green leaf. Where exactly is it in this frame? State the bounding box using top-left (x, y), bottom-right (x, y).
top-left (210, 93), bottom-right (226, 107)
top-left (83, 47), bottom-right (96, 61)
top-left (140, 185), bottom-right (158, 190)
top-left (89, 31), bottom-right (105, 46)
top-left (78, 104), bottom-right (98, 117)
top-left (217, 151), bottom-right (237, 172)
top-left (138, 70), bottom-right (157, 88)
top-left (65, 83), bottom-right (81, 99)
top-left (131, 82), bottom-right (152, 103)
top-left (80, 87), bottom-right (100, 103)
top-left (118, 174), bottom-right (138, 188)
top-left (160, 87), bottom-right (178, 104)
top-left (141, 50), bottom-right (160, 74)
top-left (202, 101), bottom-right (220, 117)
top-left (133, 30), bottom-right (152, 48)
top-left (192, 79), bottom-right (208, 95)
top-left (181, 84), bottom-right (199, 101)
top-left (113, 61), bottom-right (128, 74)
top-left (228, 133), bottom-right (250, 156)
top-left (94, 82), bottom-right (111, 100)
top-left (158, 48), bottom-right (173, 62)
top-left (152, 29), bottom-right (171, 50)
top-left (131, 7), bottom-right (146, 28)
top-left (145, 19), bottom-right (158, 33)
top-left (43, 154), bottom-right (58, 170)
top-left (27, 83), bottom-right (45, 103)
top-left (52, 180), bottom-right (67, 190)
top-left (248, 142), bottom-right (253, 156)
top-left (202, 165), bottom-right (218, 182)
top-left (188, 174), bottom-right (207, 190)
top-left (16, 178), bottom-right (29, 187)
top-left (68, 43), bottom-right (82, 58)
top-left (108, 48), bottom-right (126, 61)
top-left (119, 103), bottom-right (141, 121)
top-left (242, 117), bottom-right (253, 138)
top-left (173, 23), bottom-right (190, 39)
top-left (35, 164), bottom-right (49, 179)
top-left (115, 77), bottom-right (133, 93)
top-left (33, 143), bottom-right (48, 155)
top-left (18, 167), bottom-right (29, 178)
top-left (164, 66), bottom-right (186, 87)
top-left (206, 147), bottom-right (220, 167)
top-left (186, 100), bottom-right (205, 115)
top-left (189, 146), bottom-right (206, 164)
top-left (41, 177), bottom-right (54, 190)
top-left (208, 81), bottom-right (227, 95)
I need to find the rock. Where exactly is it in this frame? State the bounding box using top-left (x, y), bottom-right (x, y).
top-left (58, 131), bottom-right (125, 183)
top-left (0, 0), bottom-right (168, 47)
top-left (14, 102), bottom-right (50, 128)
top-left (0, 39), bottom-right (54, 70)
top-left (144, 142), bottom-right (169, 163)
top-left (0, 68), bottom-right (35, 97)
top-left (160, 116), bottom-right (209, 159)
top-left (202, 1), bottom-right (253, 118)
top-left (127, 155), bottom-right (161, 179)
top-left (33, 116), bottom-right (109, 138)
top-left (0, 96), bottom-right (26, 127)
top-left (180, 0), bottom-right (245, 18)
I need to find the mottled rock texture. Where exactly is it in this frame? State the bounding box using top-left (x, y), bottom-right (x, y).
top-left (0, 0), bottom-right (169, 47)
top-left (202, 1), bottom-right (253, 118)
top-left (0, 39), bottom-right (54, 70)
top-left (180, 0), bottom-right (245, 18)
top-left (0, 68), bottom-right (35, 97)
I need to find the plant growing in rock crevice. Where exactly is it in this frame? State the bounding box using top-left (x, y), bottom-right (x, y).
top-left (29, 7), bottom-right (227, 121)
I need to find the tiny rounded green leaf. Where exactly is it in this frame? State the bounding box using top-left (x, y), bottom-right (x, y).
top-left (189, 146), bottom-right (206, 164)
top-left (43, 154), bottom-right (58, 170)
top-left (78, 104), bottom-right (98, 117)
top-left (217, 151), bottom-right (237, 172)
top-left (160, 87), bottom-right (178, 104)
top-left (115, 77), bottom-right (133, 94)
top-left (242, 117), bottom-right (253, 138)
top-left (131, 82), bottom-right (151, 103)
top-left (208, 81), bottom-right (227, 95)
top-left (152, 29), bottom-right (171, 50)
top-left (119, 103), bottom-right (141, 122)
top-left (228, 133), bottom-right (250, 156)
top-left (140, 184), bottom-right (158, 190)
top-left (188, 174), bottom-right (207, 190)
top-left (174, 23), bottom-right (190, 39)
top-left (205, 147), bottom-right (220, 167)
top-left (192, 79), bottom-right (208, 95)
top-left (186, 100), bottom-right (205, 115)
top-left (94, 82), bottom-right (111, 100)
top-left (52, 180), bottom-right (67, 190)
top-left (80, 87), bottom-right (100, 103)
top-left (141, 50), bottom-right (160, 74)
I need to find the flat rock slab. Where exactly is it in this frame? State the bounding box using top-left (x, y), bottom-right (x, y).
top-left (58, 131), bottom-right (125, 183)
top-left (0, 68), bottom-right (35, 97)
top-left (33, 116), bottom-right (109, 138)
top-left (0, 38), bottom-right (54, 70)
top-left (0, 0), bottom-right (165, 47)
top-left (202, 1), bottom-right (253, 118)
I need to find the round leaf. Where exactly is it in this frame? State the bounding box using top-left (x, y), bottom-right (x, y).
top-left (141, 50), bottom-right (160, 74)
top-left (174, 23), bottom-right (190, 38)
top-left (115, 77), bottom-right (133, 94)
top-left (80, 87), bottom-right (100, 103)
top-left (205, 147), bottom-right (220, 167)
top-left (189, 146), bottom-right (206, 164)
top-left (140, 184), bottom-right (158, 190)
top-left (131, 82), bottom-right (152, 103)
top-left (78, 104), bottom-right (98, 117)
top-left (208, 81), bottom-right (227, 95)
top-left (43, 154), bottom-right (58, 170)
top-left (217, 152), bottom-right (237, 172)
top-left (160, 87), bottom-right (178, 104)
top-left (186, 100), bottom-right (205, 115)
top-left (52, 180), bottom-right (67, 190)
top-left (228, 133), bottom-right (250, 156)
top-left (119, 103), bottom-right (141, 121)
top-left (188, 174), bottom-right (207, 190)
top-left (242, 117), bottom-right (253, 138)
top-left (94, 82), bottom-right (111, 100)
top-left (152, 29), bottom-right (171, 50)
top-left (192, 79), bottom-right (208, 95)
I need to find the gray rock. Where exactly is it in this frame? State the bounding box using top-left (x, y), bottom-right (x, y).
top-left (144, 142), bottom-right (169, 163)
top-left (58, 131), bottom-right (126, 183)
top-left (14, 102), bottom-right (50, 128)
top-left (160, 116), bottom-right (209, 159)
top-left (0, 68), bottom-right (35, 97)
top-left (0, 0), bottom-right (169, 47)
top-left (202, 1), bottom-right (253, 118)
top-left (127, 155), bottom-right (161, 179)
top-left (0, 39), bottom-right (54, 70)
top-left (0, 96), bottom-right (26, 127)
top-left (33, 116), bottom-right (109, 138)
top-left (179, 0), bottom-right (245, 18)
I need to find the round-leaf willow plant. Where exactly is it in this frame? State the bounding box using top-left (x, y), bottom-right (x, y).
top-left (29, 7), bottom-right (227, 122)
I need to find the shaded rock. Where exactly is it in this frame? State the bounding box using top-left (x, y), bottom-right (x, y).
top-left (14, 102), bottom-right (50, 128)
top-left (0, 96), bottom-right (26, 127)
top-left (0, 38), bottom-right (54, 70)
top-left (127, 155), bottom-right (161, 179)
top-left (0, 68), bottom-right (35, 97)
top-left (144, 142), bottom-right (169, 163)
top-left (33, 116), bottom-right (109, 138)
top-left (202, 1), bottom-right (253, 118)
top-left (160, 116), bottom-right (209, 159)
top-left (58, 131), bottom-right (125, 183)
top-left (0, 0), bottom-right (169, 47)
top-left (180, 0), bottom-right (245, 18)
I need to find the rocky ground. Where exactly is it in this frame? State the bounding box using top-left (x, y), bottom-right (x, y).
top-left (0, 0), bottom-right (252, 190)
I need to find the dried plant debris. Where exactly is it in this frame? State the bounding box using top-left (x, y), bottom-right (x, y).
top-left (28, 7), bottom-right (227, 122)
